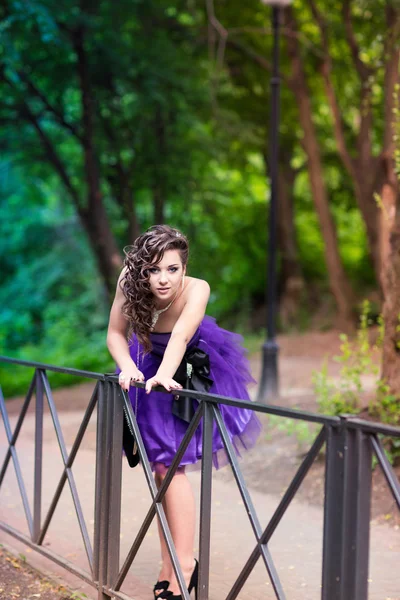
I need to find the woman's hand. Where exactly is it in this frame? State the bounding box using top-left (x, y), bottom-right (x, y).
top-left (145, 375), bottom-right (183, 395)
top-left (118, 367), bottom-right (145, 392)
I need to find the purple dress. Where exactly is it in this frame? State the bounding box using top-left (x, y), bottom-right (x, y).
top-left (126, 316), bottom-right (262, 470)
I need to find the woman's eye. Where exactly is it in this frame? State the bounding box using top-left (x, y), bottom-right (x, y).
top-left (149, 267), bottom-right (159, 274)
top-left (169, 267), bottom-right (178, 273)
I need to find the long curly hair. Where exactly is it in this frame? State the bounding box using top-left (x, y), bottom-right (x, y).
top-left (121, 225), bottom-right (189, 353)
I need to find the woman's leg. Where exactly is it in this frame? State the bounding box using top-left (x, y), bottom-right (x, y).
top-left (154, 464), bottom-right (196, 595)
top-left (155, 493), bottom-right (172, 586)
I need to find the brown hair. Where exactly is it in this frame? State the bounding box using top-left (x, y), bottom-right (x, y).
top-left (121, 224), bottom-right (189, 352)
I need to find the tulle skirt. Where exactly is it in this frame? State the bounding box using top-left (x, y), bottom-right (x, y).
top-left (125, 316), bottom-right (262, 469)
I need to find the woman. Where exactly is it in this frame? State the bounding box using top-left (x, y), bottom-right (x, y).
top-left (107, 225), bottom-right (261, 600)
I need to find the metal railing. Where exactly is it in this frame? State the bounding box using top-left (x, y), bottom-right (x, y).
top-left (0, 356), bottom-right (399, 600)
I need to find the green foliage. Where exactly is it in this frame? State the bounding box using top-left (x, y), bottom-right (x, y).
top-left (312, 300), bottom-right (379, 415)
top-left (242, 331), bottom-right (265, 354)
top-left (312, 300), bottom-right (400, 464)
top-left (0, 162), bottom-right (113, 396)
top-left (266, 414), bottom-right (316, 450)
top-left (370, 380), bottom-right (400, 427)
top-left (1, 0), bottom-right (398, 399)
top-left (369, 380), bottom-right (400, 465)
top-left (69, 592), bottom-right (87, 600)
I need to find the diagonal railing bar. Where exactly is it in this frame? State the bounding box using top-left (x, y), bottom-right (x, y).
top-left (3, 358), bottom-right (400, 600)
top-left (39, 371), bottom-right (94, 573)
top-left (0, 385), bottom-right (34, 538)
top-left (0, 373), bottom-right (36, 487)
top-left (226, 426), bottom-right (326, 600)
top-left (253, 426), bottom-right (326, 542)
top-left (115, 400), bottom-right (204, 589)
top-left (370, 434), bottom-right (400, 510)
top-left (212, 405), bottom-right (285, 600)
top-left (151, 403), bottom-right (204, 505)
top-left (40, 370), bottom-right (72, 464)
top-left (0, 521), bottom-right (95, 586)
top-left (113, 387), bottom-right (203, 595)
top-left (111, 381), bottom-right (192, 598)
top-left (37, 381), bottom-right (99, 548)
top-left (39, 373), bottom-right (94, 565)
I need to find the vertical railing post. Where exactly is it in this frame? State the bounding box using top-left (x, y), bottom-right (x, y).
top-left (106, 382), bottom-right (123, 589)
top-left (322, 419), bottom-right (372, 600)
top-left (93, 380), bottom-right (112, 600)
top-left (198, 402), bottom-right (213, 600)
top-left (322, 423), bottom-right (345, 600)
top-left (340, 425), bottom-right (372, 600)
top-left (93, 378), bottom-right (123, 599)
top-left (33, 368), bottom-right (44, 543)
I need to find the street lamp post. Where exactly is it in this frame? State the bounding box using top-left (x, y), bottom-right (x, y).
top-left (257, 0), bottom-right (292, 404)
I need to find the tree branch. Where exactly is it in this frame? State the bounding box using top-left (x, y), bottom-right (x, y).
top-left (72, 24), bottom-right (103, 210)
top-left (23, 104), bottom-right (82, 207)
top-left (305, 0), bottom-right (357, 180)
top-left (17, 71), bottom-right (82, 141)
top-left (342, 0), bottom-right (372, 82)
top-left (207, 5), bottom-right (291, 79)
top-left (307, 0), bottom-right (329, 56)
top-left (227, 35), bottom-right (273, 73)
top-left (0, 71), bottom-right (82, 207)
top-left (382, 6), bottom-right (400, 153)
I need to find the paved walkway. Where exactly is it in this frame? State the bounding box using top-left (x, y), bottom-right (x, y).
top-left (0, 406), bottom-right (399, 600)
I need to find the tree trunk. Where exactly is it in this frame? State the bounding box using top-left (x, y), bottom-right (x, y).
top-left (74, 25), bottom-right (122, 298)
top-left (100, 117), bottom-right (141, 245)
top-left (380, 44), bottom-right (400, 393)
top-left (285, 9), bottom-right (355, 326)
top-left (308, 0), bottom-right (382, 288)
top-left (18, 93), bottom-right (121, 301)
top-left (381, 207), bottom-right (400, 392)
top-left (379, 179), bottom-right (397, 293)
top-left (322, 76), bottom-right (381, 284)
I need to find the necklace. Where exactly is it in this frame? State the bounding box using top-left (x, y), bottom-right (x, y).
top-left (151, 290), bottom-right (178, 330)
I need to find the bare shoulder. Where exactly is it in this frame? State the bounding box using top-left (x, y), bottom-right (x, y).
top-left (185, 277), bottom-right (210, 300)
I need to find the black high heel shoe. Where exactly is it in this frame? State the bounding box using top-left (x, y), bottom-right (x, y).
top-left (188, 558), bottom-right (198, 598)
top-left (158, 559), bottom-right (198, 599)
top-left (153, 579), bottom-right (169, 599)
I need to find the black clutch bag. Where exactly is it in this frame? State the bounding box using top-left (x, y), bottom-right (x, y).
top-left (172, 347), bottom-right (214, 423)
top-left (119, 346), bottom-right (213, 467)
top-left (122, 403), bottom-right (140, 468)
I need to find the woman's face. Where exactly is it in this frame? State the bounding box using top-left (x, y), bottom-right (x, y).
top-left (148, 249), bottom-right (185, 304)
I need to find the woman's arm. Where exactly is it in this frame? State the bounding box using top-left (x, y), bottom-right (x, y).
top-left (145, 279), bottom-right (210, 393)
top-left (107, 269), bottom-right (144, 390)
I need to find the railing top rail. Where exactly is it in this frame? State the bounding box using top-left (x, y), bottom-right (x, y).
top-left (344, 416), bottom-right (400, 438)
top-left (105, 375), bottom-right (341, 426)
top-left (0, 356), bottom-right (105, 380)
top-left (2, 355), bottom-right (400, 435)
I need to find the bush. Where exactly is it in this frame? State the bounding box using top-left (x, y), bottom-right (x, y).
top-left (312, 300), bottom-right (400, 464)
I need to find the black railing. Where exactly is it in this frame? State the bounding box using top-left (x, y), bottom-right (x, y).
top-left (0, 356), bottom-right (399, 600)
